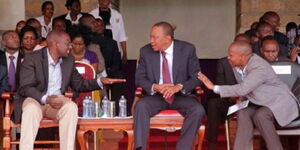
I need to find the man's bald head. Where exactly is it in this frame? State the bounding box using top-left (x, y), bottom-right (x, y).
top-left (227, 41), bottom-right (253, 67)
top-left (260, 37), bottom-right (280, 62)
top-left (47, 30), bottom-right (71, 58)
top-left (234, 33), bottom-right (251, 43)
top-left (229, 41), bottom-right (252, 56)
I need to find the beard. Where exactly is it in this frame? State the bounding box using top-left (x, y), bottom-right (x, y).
top-left (6, 45), bottom-right (20, 51)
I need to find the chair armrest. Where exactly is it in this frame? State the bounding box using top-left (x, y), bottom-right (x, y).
top-left (1, 92), bottom-right (13, 100)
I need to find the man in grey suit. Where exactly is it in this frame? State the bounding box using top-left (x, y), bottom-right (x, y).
top-left (134, 22), bottom-right (205, 150)
top-left (16, 30), bottom-right (125, 150)
top-left (198, 41), bottom-right (300, 150)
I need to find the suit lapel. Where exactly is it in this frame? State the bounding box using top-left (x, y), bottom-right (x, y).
top-left (153, 51), bottom-right (160, 83)
top-left (41, 48), bottom-right (49, 86)
top-left (172, 41), bottom-right (179, 83)
top-left (60, 57), bottom-right (69, 91)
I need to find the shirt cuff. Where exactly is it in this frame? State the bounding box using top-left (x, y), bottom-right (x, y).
top-left (151, 84), bottom-right (156, 95)
top-left (213, 85), bottom-right (220, 94)
top-left (41, 95), bottom-right (47, 104)
top-left (177, 83), bottom-right (186, 94)
top-left (97, 78), bottom-right (104, 89)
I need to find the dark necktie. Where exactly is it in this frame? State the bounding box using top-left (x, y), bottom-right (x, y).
top-left (161, 52), bottom-right (173, 104)
top-left (8, 56), bottom-right (16, 91)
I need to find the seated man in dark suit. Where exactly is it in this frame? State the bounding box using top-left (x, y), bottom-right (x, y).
top-left (134, 22), bottom-right (205, 150)
top-left (0, 30), bottom-right (24, 92)
top-left (17, 30), bottom-right (125, 150)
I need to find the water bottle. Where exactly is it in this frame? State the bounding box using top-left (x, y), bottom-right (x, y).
top-left (82, 96), bottom-right (89, 118)
top-left (88, 96), bottom-right (95, 118)
top-left (119, 96), bottom-right (127, 117)
top-left (102, 96), bottom-right (110, 118)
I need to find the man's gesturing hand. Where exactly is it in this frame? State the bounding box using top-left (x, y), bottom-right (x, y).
top-left (198, 72), bottom-right (214, 90)
top-left (101, 77), bottom-right (126, 85)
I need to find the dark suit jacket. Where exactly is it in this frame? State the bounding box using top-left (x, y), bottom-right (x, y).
top-left (135, 39), bottom-right (201, 95)
top-left (13, 48), bottom-right (101, 123)
top-left (0, 50), bottom-right (24, 91)
top-left (91, 32), bottom-right (121, 73)
top-left (0, 64), bottom-right (8, 95)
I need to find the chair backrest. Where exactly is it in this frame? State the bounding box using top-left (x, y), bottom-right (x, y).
top-left (74, 61), bottom-right (100, 115)
top-left (271, 61), bottom-right (300, 99)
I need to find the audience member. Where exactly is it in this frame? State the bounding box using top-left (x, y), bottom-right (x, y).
top-left (198, 41), bottom-right (299, 150)
top-left (70, 32), bottom-right (99, 72)
top-left (36, 1), bottom-right (54, 38)
top-left (52, 18), bottom-right (67, 32)
top-left (252, 21), bottom-right (289, 57)
top-left (290, 35), bottom-right (300, 63)
top-left (245, 21), bottom-right (258, 38)
top-left (19, 25), bottom-right (38, 54)
top-left (15, 20), bottom-right (26, 34)
top-left (134, 22), bottom-right (205, 150)
top-left (286, 22), bottom-right (298, 49)
top-left (260, 36), bottom-right (290, 62)
top-left (26, 18), bottom-right (47, 50)
top-left (55, 0), bottom-right (87, 30)
top-left (261, 11), bottom-right (288, 46)
top-left (90, 0), bottom-right (128, 62)
top-left (94, 18), bottom-right (113, 39)
top-left (0, 30), bottom-right (24, 92)
top-left (205, 33), bottom-right (250, 150)
top-left (16, 30), bottom-right (125, 150)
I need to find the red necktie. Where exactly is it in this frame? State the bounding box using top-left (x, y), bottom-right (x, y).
top-left (161, 52), bottom-right (174, 104)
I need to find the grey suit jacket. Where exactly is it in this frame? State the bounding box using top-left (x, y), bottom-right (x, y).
top-left (135, 39), bottom-right (201, 95)
top-left (13, 48), bottom-right (101, 123)
top-left (219, 54), bottom-right (299, 126)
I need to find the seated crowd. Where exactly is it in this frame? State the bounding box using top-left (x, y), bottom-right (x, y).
top-left (0, 0), bottom-right (300, 150)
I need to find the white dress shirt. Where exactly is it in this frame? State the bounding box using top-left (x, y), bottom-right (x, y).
top-left (65, 12), bottom-right (82, 25)
top-left (36, 16), bottom-right (53, 38)
top-left (41, 49), bottom-right (63, 104)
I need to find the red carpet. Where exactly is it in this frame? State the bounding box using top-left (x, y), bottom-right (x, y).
top-left (119, 125), bottom-right (228, 150)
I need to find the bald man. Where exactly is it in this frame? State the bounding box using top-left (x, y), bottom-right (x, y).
top-left (260, 36), bottom-right (290, 62)
top-left (16, 30), bottom-right (125, 150)
top-left (198, 41), bottom-right (299, 150)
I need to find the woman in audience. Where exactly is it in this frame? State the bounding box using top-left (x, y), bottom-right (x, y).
top-left (19, 26), bottom-right (38, 54)
top-left (15, 20), bottom-right (26, 34)
top-left (70, 32), bottom-right (99, 72)
top-left (35, 1), bottom-right (54, 38)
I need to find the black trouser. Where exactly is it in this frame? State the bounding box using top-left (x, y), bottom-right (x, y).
top-left (206, 97), bottom-right (234, 150)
